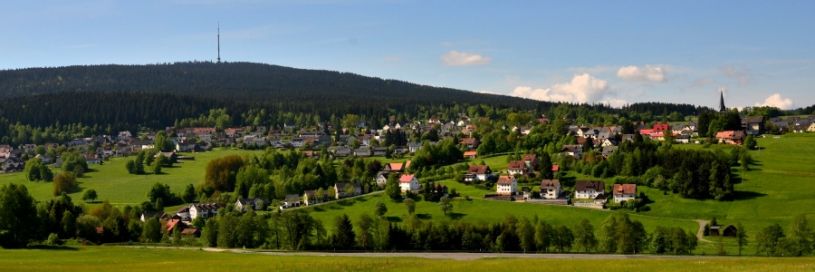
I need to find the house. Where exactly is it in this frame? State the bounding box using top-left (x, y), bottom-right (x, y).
top-left (333, 146), bottom-right (352, 157)
top-left (166, 218), bottom-right (183, 233)
top-left (385, 161), bottom-right (411, 172)
top-left (507, 160), bottom-right (527, 176)
top-left (612, 184), bottom-right (637, 203)
top-left (189, 203), bottom-right (219, 221)
top-left (280, 194), bottom-right (302, 209)
top-left (353, 147), bottom-right (372, 157)
top-left (303, 190), bottom-right (321, 206)
top-left (522, 154), bottom-right (538, 169)
top-left (540, 179), bottom-right (561, 199)
top-left (464, 165), bottom-right (492, 183)
top-left (407, 142), bottom-right (422, 153)
top-left (0, 145), bottom-right (12, 159)
top-left (809, 122), bottom-right (815, 133)
top-left (235, 198), bottom-right (266, 212)
top-left (399, 174), bottom-right (420, 193)
top-left (176, 207), bottom-right (191, 222)
top-left (334, 183), bottom-right (362, 199)
top-left (715, 130), bottom-right (746, 145)
top-left (742, 116), bottom-right (765, 135)
top-left (372, 147), bottom-right (388, 156)
top-left (463, 150), bottom-right (478, 159)
top-left (496, 175), bottom-right (518, 196)
top-left (575, 181), bottom-right (605, 200)
top-left (460, 137), bottom-right (479, 149)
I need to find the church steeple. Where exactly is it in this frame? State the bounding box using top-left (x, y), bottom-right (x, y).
top-left (719, 89), bottom-right (726, 112)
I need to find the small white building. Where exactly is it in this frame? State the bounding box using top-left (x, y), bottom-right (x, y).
top-left (496, 175), bottom-right (518, 196)
top-left (613, 184), bottom-right (637, 203)
top-left (399, 174), bottom-right (420, 193)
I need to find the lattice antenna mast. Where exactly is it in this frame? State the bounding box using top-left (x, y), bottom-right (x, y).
top-left (217, 23), bottom-right (221, 63)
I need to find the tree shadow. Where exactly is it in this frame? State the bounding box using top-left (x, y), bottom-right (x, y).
top-left (385, 216), bottom-right (403, 223)
top-left (416, 213), bottom-right (432, 220)
top-left (728, 191), bottom-right (767, 201)
top-left (447, 212), bottom-right (466, 220)
top-left (26, 245), bottom-right (79, 251)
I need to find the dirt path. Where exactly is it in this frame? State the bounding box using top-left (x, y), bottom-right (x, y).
top-left (695, 219), bottom-right (712, 243)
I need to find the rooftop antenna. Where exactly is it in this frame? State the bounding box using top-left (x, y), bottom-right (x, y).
top-left (217, 22), bottom-right (221, 63)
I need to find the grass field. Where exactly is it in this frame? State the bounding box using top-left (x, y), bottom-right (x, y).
top-left (0, 246), bottom-right (813, 272)
top-left (0, 148), bottom-right (263, 206)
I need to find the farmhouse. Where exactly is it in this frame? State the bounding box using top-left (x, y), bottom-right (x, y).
top-left (507, 160), bottom-right (527, 176)
top-left (496, 175), bottom-right (518, 196)
top-left (464, 165), bottom-right (492, 183)
top-left (540, 179), bottom-right (561, 199)
top-left (612, 183), bottom-right (637, 203)
top-left (716, 130), bottom-right (746, 145)
top-left (463, 150), bottom-right (477, 159)
top-left (742, 116), bottom-right (765, 135)
top-left (522, 154), bottom-right (538, 169)
top-left (399, 174), bottom-right (420, 193)
top-left (189, 203), bottom-right (219, 220)
top-left (575, 181), bottom-right (605, 200)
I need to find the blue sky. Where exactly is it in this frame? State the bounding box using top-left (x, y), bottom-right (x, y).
top-left (2, 0), bottom-right (813, 109)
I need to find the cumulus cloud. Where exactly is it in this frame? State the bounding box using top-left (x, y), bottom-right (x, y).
top-left (511, 73), bottom-right (624, 106)
top-left (441, 50), bottom-right (491, 66)
top-left (756, 93), bottom-right (794, 110)
top-left (616, 65), bottom-right (667, 82)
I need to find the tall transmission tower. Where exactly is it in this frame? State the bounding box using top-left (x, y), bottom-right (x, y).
top-left (217, 23), bottom-right (221, 63)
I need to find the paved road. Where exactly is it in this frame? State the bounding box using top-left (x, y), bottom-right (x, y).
top-left (125, 246), bottom-right (737, 261)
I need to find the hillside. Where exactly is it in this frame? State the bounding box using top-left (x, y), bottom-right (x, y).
top-left (0, 62), bottom-right (541, 108)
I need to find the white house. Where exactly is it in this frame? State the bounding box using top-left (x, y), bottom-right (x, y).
top-left (464, 165), bottom-right (492, 183)
top-left (496, 175), bottom-right (518, 196)
top-left (189, 203), bottom-right (219, 221)
top-left (540, 179), bottom-right (561, 199)
top-left (399, 174), bottom-right (420, 193)
top-left (280, 194), bottom-right (302, 209)
top-left (613, 184), bottom-right (637, 203)
top-left (375, 171), bottom-right (389, 188)
top-left (575, 181), bottom-right (605, 200)
top-left (507, 160), bottom-right (527, 176)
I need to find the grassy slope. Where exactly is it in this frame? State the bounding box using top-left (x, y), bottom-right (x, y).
top-left (0, 246), bottom-right (812, 272)
top-left (0, 148), bottom-right (263, 205)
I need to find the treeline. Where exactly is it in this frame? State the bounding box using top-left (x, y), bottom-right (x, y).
top-left (199, 149), bottom-right (383, 201)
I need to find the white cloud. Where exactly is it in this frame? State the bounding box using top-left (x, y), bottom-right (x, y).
top-left (441, 50), bottom-right (491, 66)
top-left (755, 93), bottom-right (794, 110)
top-left (511, 73), bottom-right (623, 106)
top-left (616, 65), bottom-right (667, 82)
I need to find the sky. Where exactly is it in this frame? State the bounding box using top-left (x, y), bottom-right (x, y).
top-left (2, 0), bottom-right (814, 109)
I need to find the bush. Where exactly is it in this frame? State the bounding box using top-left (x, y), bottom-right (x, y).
top-left (53, 172), bottom-right (78, 196)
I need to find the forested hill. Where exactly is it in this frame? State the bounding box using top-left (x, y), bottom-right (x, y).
top-left (0, 62), bottom-right (540, 109)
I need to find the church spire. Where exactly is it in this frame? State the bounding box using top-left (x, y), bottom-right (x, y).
top-left (719, 88), bottom-right (726, 112)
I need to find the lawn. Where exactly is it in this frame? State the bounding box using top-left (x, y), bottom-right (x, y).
top-left (0, 148), bottom-right (264, 206)
top-left (0, 246), bottom-right (812, 272)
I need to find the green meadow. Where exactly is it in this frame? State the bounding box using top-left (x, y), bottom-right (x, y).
top-left (0, 148), bottom-right (263, 206)
top-left (0, 246), bottom-right (813, 272)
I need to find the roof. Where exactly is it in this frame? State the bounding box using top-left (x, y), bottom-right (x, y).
top-left (551, 164), bottom-right (560, 172)
top-left (575, 180), bottom-right (605, 192)
top-left (460, 137), bottom-right (478, 145)
top-left (467, 165), bottom-right (491, 174)
top-left (463, 150), bottom-right (477, 157)
top-left (715, 130), bottom-right (746, 140)
top-left (613, 183), bottom-right (637, 195)
top-left (399, 174), bottom-right (416, 183)
top-left (540, 179), bottom-right (560, 188)
top-left (388, 162), bottom-right (405, 171)
top-left (507, 160), bottom-right (525, 170)
top-left (497, 175), bottom-right (515, 185)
